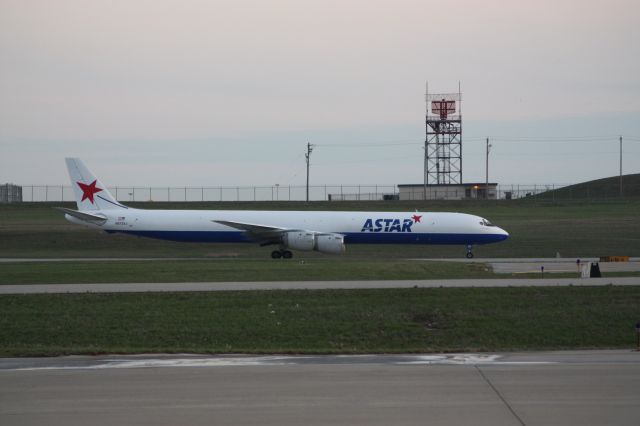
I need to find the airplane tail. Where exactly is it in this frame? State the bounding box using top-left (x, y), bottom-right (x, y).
top-left (65, 158), bottom-right (126, 211)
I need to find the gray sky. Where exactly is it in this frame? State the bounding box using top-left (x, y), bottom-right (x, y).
top-left (1, 0), bottom-right (639, 186)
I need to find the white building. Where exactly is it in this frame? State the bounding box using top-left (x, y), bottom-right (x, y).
top-left (398, 183), bottom-right (498, 200)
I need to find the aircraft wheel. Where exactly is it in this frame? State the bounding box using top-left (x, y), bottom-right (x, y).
top-left (271, 250), bottom-right (282, 259)
top-left (465, 244), bottom-right (474, 259)
top-left (282, 250), bottom-right (293, 259)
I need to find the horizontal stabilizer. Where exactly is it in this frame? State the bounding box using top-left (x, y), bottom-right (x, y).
top-left (55, 207), bottom-right (108, 225)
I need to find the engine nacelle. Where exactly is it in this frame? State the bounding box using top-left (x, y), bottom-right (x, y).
top-left (282, 231), bottom-right (345, 254)
top-left (282, 231), bottom-right (316, 251)
top-left (315, 234), bottom-right (345, 254)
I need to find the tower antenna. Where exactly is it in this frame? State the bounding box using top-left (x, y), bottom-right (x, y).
top-left (425, 84), bottom-right (463, 188)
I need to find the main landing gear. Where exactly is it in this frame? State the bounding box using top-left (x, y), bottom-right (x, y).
top-left (465, 245), bottom-right (474, 259)
top-left (271, 249), bottom-right (293, 259)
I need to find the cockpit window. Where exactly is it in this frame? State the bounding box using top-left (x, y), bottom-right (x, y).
top-left (480, 219), bottom-right (495, 227)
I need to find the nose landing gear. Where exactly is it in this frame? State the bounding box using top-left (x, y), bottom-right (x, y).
top-left (465, 245), bottom-right (474, 259)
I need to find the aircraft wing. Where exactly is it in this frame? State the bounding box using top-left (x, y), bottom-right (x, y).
top-left (55, 207), bottom-right (108, 225)
top-left (213, 220), bottom-right (294, 243)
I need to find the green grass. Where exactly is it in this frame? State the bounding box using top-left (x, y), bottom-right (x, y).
top-left (1, 286), bottom-right (638, 356)
top-left (1, 197), bottom-right (640, 259)
top-left (536, 173), bottom-right (640, 199)
top-left (2, 199), bottom-right (637, 358)
top-left (0, 259), bottom-right (496, 284)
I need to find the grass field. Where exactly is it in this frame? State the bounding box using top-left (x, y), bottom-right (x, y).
top-left (2, 198), bottom-right (639, 284)
top-left (1, 197), bottom-right (639, 260)
top-left (1, 199), bottom-right (639, 356)
top-left (1, 286), bottom-right (638, 357)
top-left (536, 173), bottom-right (640, 199)
top-left (0, 259), bottom-right (497, 284)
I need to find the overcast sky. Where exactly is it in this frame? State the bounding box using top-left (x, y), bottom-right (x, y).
top-left (1, 0), bottom-right (639, 187)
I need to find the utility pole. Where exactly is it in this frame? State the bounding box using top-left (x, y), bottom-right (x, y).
top-left (619, 136), bottom-right (623, 197)
top-left (305, 142), bottom-right (314, 202)
top-left (485, 137), bottom-right (492, 199)
top-left (424, 81), bottom-right (428, 200)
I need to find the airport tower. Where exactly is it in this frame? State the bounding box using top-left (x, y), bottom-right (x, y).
top-left (424, 83), bottom-right (462, 190)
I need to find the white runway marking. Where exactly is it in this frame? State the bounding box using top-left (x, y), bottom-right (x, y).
top-left (14, 356), bottom-right (291, 371)
top-left (8, 353), bottom-right (555, 371)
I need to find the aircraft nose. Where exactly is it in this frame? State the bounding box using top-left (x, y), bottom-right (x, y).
top-left (499, 227), bottom-right (509, 239)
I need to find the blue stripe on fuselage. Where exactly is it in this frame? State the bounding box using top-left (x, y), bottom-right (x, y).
top-left (107, 230), bottom-right (508, 245)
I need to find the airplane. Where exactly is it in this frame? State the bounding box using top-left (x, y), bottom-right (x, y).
top-left (58, 158), bottom-right (509, 259)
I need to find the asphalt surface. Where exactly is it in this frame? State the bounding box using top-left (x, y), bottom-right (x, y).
top-left (1, 351), bottom-right (639, 426)
top-left (1, 276), bottom-right (639, 294)
top-left (3, 256), bottom-right (638, 277)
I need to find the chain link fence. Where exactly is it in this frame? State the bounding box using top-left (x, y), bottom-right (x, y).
top-left (11, 183), bottom-right (587, 202)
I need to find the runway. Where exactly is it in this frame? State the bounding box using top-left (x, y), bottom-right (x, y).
top-left (1, 351), bottom-right (639, 426)
top-left (1, 276), bottom-right (639, 294)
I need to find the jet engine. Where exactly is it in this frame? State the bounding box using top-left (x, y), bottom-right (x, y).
top-left (315, 234), bottom-right (346, 254)
top-left (282, 231), bottom-right (316, 251)
top-left (282, 231), bottom-right (345, 254)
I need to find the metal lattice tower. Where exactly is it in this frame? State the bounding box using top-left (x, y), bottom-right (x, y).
top-left (424, 83), bottom-right (462, 186)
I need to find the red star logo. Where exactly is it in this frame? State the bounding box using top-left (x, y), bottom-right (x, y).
top-left (411, 214), bottom-right (422, 223)
top-left (77, 180), bottom-right (103, 204)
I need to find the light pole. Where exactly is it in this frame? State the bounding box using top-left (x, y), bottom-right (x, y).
top-left (305, 142), bottom-right (314, 202)
top-left (619, 136), bottom-right (623, 197)
top-left (485, 137), bottom-right (492, 199)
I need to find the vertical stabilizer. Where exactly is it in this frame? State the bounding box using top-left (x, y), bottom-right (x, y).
top-left (65, 158), bottom-right (126, 211)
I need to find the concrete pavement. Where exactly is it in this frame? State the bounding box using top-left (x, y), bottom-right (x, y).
top-left (1, 351), bottom-right (639, 426)
top-left (1, 276), bottom-right (639, 294)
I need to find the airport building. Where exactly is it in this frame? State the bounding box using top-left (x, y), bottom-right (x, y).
top-left (0, 184), bottom-right (22, 203)
top-left (398, 183), bottom-right (498, 200)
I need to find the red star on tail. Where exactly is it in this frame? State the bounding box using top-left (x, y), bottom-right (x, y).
top-left (77, 180), bottom-right (103, 204)
top-left (411, 214), bottom-right (422, 223)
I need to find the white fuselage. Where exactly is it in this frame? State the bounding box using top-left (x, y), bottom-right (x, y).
top-left (66, 208), bottom-right (509, 246)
